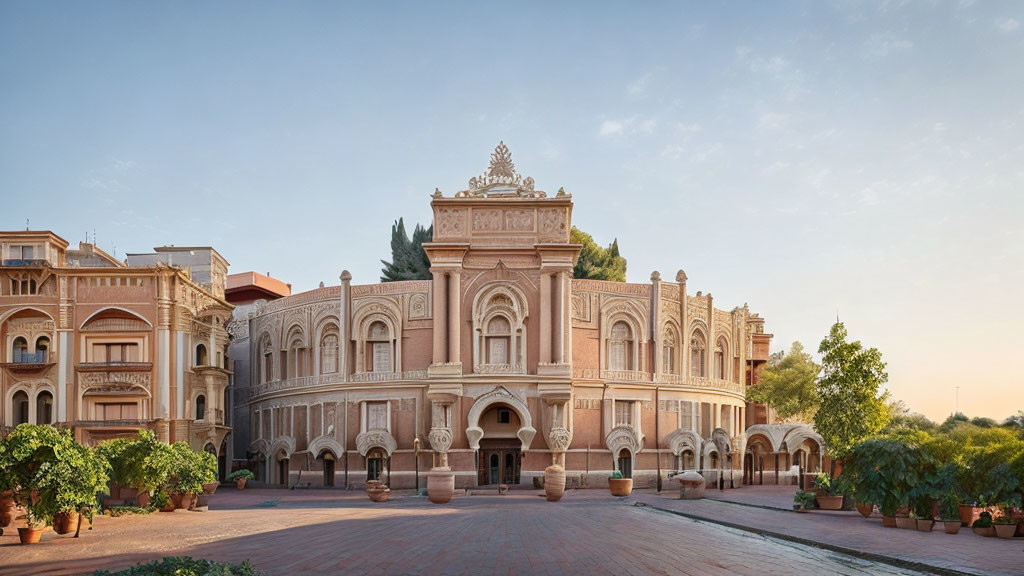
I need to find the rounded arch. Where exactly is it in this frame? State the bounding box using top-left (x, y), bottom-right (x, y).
top-left (661, 320), bottom-right (681, 374)
top-left (269, 435), bottom-right (296, 458)
top-left (285, 323), bottom-right (306, 349)
top-left (79, 306), bottom-right (152, 330)
top-left (248, 437), bottom-right (270, 456)
top-left (665, 427), bottom-right (702, 457)
top-left (715, 335), bottom-right (730, 380)
top-left (782, 425), bottom-right (824, 455)
top-left (465, 386), bottom-right (536, 451)
top-left (689, 325), bottom-right (708, 377)
top-left (745, 424), bottom-right (787, 453)
top-left (195, 343), bottom-right (209, 366)
top-left (352, 300), bottom-right (402, 374)
top-left (471, 282), bottom-right (530, 371)
top-left (0, 306), bottom-right (55, 325)
top-left (308, 434), bottom-right (345, 459)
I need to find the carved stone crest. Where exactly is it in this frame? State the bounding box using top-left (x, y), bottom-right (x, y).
top-left (456, 142), bottom-right (546, 198)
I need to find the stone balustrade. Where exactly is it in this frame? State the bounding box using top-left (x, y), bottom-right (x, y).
top-left (250, 370), bottom-right (429, 398)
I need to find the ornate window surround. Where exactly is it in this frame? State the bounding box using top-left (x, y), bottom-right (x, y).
top-left (471, 283), bottom-right (529, 374)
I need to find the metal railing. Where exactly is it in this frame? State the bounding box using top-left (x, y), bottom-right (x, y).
top-left (11, 352), bottom-right (47, 364)
top-left (2, 259), bottom-right (49, 267)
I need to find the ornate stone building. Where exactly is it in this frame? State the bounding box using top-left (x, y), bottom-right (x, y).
top-left (0, 232), bottom-right (234, 474)
top-left (236, 143), bottom-right (821, 489)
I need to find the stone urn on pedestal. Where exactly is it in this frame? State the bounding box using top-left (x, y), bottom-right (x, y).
top-left (427, 427), bottom-right (455, 504)
top-left (544, 426), bottom-right (572, 502)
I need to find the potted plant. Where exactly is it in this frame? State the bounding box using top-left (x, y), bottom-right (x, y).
top-left (912, 500), bottom-right (934, 532)
top-left (166, 443), bottom-right (217, 511)
top-left (813, 474), bottom-right (844, 510)
top-left (845, 437), bottom-right (924, 528)
top-left (97, 431), bottom-right (172, 509)
top-left (151, 489), bottom-right (174, 512)
top-left (972, 511), bottom-right (995, 537)
top-left (226, 469), bottom-right (254, 490)
top-left (0, 441), bottom-right (19, 531)
top-left (993, 504), bottom-right (1019, 539)
top-left (793, 490), bottom-right (817, 512)
top-left (940, 493), bottom-right (961, 534)
top-left (608, 470), bottom-right (632, 497)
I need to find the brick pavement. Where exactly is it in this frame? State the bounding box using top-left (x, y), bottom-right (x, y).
top-left (0, 487), bottom-right (993, 576)
top-left (635, 488), bottom-right (1024, 576)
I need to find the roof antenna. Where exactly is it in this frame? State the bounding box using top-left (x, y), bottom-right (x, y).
top-left (25, 219), bottom-right (29, 231)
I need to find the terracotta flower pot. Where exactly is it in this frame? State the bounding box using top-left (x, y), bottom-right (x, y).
top-left (136, 491), bottom-right (150, 508)
top-left (994, 524), bottom-right (1017, 539)
top-left (943, 521), bottom-right (961, 534)
top-left (544, 465), bottom-right (566, 502)
top-left (972, 526), bottom-right (995, 537)
top-left (170, 492), bottom-right (195, 510)
top-left (53, 511), bottom-right (79, 535)
top-left (160, 500), bottom-right (176, 512)
top-left (609, 477), bottom-right (633, 497)
top-left (855, 502), bottom-right (873, 518)
top-left (18, 526), bottom-right (44, 544)
top-left (882, 515), bottom-right (897, 528)
top-left (0, 492), bottom-right (16, 527)
top-left (236, 477), bottom-right (247, 490)
top-left (916, 519), bottom-right (934, 532)
top-left (427, 468), bottom-right (455, 504)
top-left (895, 515), bottom-right (916, 530)
top-left (202, 482), bottom-right (219, 495)
top-left (959, 504), bottom-right (980, 527)
top-left (817, 495), bottom-right (843, 510)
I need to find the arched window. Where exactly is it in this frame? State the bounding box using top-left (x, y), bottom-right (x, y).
top-left (320, 331), bottom-right (339, 374)
top-left (195, 394), bottom-right (206, 421)
top-left (12, 337), bottom-right (28, 363)
top-left (261, 335), bottom-right (273, 383)
top-left (368, 321), bottom-right (391, 373)
top-left (608, 321), bottom-right (632, 371)
top-left (690, 331), bottom-right (706, 377)
top-left (196, 344), bottom-right (208, 366)
top-left (35, 336), bottom-right (50, 363)
top-left (484, 316), bottom-right (511, 365)
top-left (662, 327), bottom-right (678, 374)
top-left (13, 390), bottom-right (29, 425)
top-left (715, 337), bottom-right (728, 379)
top-left (36, 391), bottom-right (53, 424)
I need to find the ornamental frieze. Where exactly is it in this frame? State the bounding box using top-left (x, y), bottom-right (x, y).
top-left (435, 207), bottom-right (467, 237)
top-left (351, 281), bottom-right (430, 298)
top-left (571, 279), bottom-right (650, 296)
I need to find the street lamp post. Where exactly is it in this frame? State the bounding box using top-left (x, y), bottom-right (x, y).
top-left (413, 438), bottom-right (421, 492)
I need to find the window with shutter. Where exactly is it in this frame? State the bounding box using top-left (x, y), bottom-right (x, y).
top-left (367, 402), bottom-right (388, 431)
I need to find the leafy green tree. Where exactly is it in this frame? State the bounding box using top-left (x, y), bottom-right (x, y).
top-left (970, 416), bottom-right (997, 428)
top-left (881, 399), bottom-right (937, 434)
top-left (571, 226), bottom-right (627, 281)
top-left (814, 321), bottom-right (890, 470)
top-left (380, 218), bottom-right (433, 282)
top-left (746, 341), bottom-right (820, 422)
top-left (939, 412), bottom-right (970, 433)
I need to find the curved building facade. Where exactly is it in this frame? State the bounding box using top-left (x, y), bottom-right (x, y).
top-left (234, 143), bottom-right (811, 490)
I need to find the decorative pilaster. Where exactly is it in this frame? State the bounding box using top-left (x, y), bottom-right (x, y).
top-left (539, 272), bottom-right (552, 364)
top-left (340, 270), bottom-right (352, 380)
top-left (677, 270), bottom-right (688, 377)
top-left (447, 270), bottom-right (461, 367)
top-left (431, 270), bottom-right (447, 365)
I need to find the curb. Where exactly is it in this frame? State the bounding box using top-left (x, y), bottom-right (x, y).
top-left (635, 502), bottom-right (980, 576)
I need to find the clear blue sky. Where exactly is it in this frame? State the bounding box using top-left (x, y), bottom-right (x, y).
top-left (2, 1), bottom-right (1022, 421)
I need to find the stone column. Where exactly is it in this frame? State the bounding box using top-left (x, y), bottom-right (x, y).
top-left (676, 271), bottom-right (688, 377)
top-left (340, 271), bottom-right (352, 379)
top-left (175, 330), bottom-right (187, 419)
top-left (431, 270), bottom-right (447, 364)
top-left (448, 270), bottom-right (461, 365)
top-left (553, 272), bottom-right (565, 364)
top-left (540, 272), bottom-right (552, 364)
top-left (57, 330), bottom-right (71, 423)
top-left (650, 271), bottom-right (660, 375)
top-left (157, 277), bottom-right (172, 425)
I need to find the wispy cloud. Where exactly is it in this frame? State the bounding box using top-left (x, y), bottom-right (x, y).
top-left (598, 117), bottom-right (656, 138)
top-left (995, 18), bottom-right (1019, 33)
top-left (864, 33), bottom-right (914, 57)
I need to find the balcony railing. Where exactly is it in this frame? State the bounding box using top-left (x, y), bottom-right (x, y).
top-left (75, 419), bottom-right (153, 428)
top-left (571, 369), bottom-right (745, 396)
top-left (195, 408), bottom-right (225, 426)
top-left (77, 362), bottom-right (153, 371)
top-left (11, 352), bottom-right (48, 364)
top-left (250, 370), bottom-right (429, 398)
top-left (2, 258), bottom-right (49, 267)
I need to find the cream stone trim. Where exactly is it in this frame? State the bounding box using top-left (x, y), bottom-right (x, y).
top-left (465, 386), bottom-right (536, 451)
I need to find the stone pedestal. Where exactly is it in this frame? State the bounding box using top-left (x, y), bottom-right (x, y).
top-left (427, 467), bottom-right (455, 504)
top-left (677, 470), bottom-right (706, 499)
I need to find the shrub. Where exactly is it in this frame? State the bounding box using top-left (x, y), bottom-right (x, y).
top-left (166, 443), bottom-right (217, 495)
top-left (97, 430), bottom-right (175, 493)
top-left (845, 436), bottom-right (928, 516)
top-left (93, 556), bottom-right (262, 576)
top-left (226, 469), bottom-right (254, 482)
top-left (150, 489), bottom-right (171, 510)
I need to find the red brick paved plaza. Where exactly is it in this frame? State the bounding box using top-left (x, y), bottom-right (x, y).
top-left (1, 487), bottom-right (1018, 575)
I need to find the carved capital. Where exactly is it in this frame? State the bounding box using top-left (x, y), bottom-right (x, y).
top-left (428, 427), bottom-right (453, 454)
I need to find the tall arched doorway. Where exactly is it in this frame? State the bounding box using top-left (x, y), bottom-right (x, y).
top-left (476, 404), bottom-right (522, 486)
top-left (617, 449), bottom-right (633, 478)
top-left (321, 452), bottom-right (336, 487)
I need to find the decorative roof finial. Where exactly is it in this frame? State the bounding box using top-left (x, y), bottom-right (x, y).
top-left (456, 141), bottom-right (545, 198)
top-left (488, 141), bottom-right (516, 179)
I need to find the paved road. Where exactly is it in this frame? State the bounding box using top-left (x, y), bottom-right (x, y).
top-left (1, 490), bottom-right (931, 576)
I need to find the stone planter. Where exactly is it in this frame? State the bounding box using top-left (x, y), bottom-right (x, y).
top-left (916, 519), bottom-right (934, 532)
top-left (170, 492), bottom-right (195, 510)
top-left (676, 471), bottom-right (706, 500)
top-left (427, 468), bottom-right (455, 504)
top-left (53, 511), bottom-right (79, 535)
top-left (236, 477), bottom-right (247, 490)
top-left (0, 491), bottom-right (16, 527)
top-left (608, 477), bottom-right (633, 497)
top-left (895, 515), bottom-right (916, 529)
top-left (366, 481), bottom-right (390, 502)
top-left (816, 495), bottom-right (843, 510)
top-left (881, 515), bottom-right (897, 528)
top-left (18, 526), bottom-right (44, 544)
top-left (943, 521), bottom-right (961, 534)
top-left (855, 502), bottom-right (873, 518)
top-left (994, 523), bottom-right (1017, 539)
top-left (972, 526), bottom-right (995, 537)
top-left (544, 465), bottom-right (566, 502)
